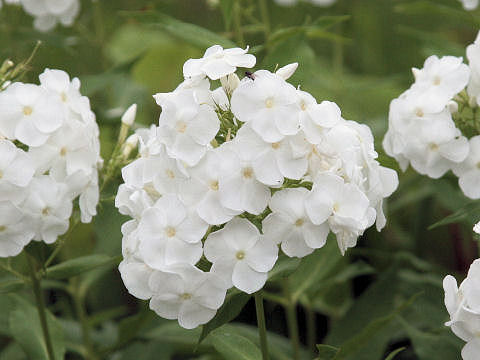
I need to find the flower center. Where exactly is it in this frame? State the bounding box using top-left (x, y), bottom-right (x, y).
top-left (166, 226), bottom-right (176, 237)
top-left (242, 167), bottom-right (253, 179)
top-left (433, 76), bottom-right (441, 86)
top-left (23, 106), bottom-right (33, 116)
top-left (415, 108), bottom-right (424, 117)
top-left (429, 143), bottom-right (439, 151)
top-left (236, 250), bottom-right (245, 260)
top-left (265, 97), bottom-right (274, 109)
top-left (180, 292), bottom-right (192, 300)
top-left (0, 170), bottom-right (3, 179)
top-left (42, 207), bottom-right (50, 216)
top-left (209, 180), bottom-right (219, 191)
top-left (0, 225), bottom-right (6, 232)
top-left (59, 147), bottom-right (67, 157)
top-left (176, 121), bottom-right (188, 133)
top-left (477, 162), bottom-right (480, 169)
top-left (333, 203), bottom-right (340, 212)
top-left (165, 169), bottom-right (175, 179)
top-left (300, 101), bottom-right (307, 111)
top-left (295, 218), bottom-right (304, 227)
top-left (271, 142), bottom-right (280, 149)
top-left (61, 92), bottom-right (67, 102)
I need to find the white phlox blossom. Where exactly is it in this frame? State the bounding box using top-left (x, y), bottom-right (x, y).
top-left (20, 0), bottom-right (80, 32)
top-left (116, 45), bottom-right (398, 329)
top-left (444, 259), bottom-right (480, 360)
top-left (384, 33), bottom-right (480, 200)
top-left (0, 69), bottom-right (101, 256)
top-left (459, 0), bottom-right (479, 10)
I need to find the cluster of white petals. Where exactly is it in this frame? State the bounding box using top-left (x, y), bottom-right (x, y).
top-left (274, 0), bottom-right (336, 7)
top-left (459, 0), bottom-right (479, 10)
top-left (444, 259), bottom-right (480, 360)
top-left (0, 69), bottom-right (101, 257)
top-left (0, 0), bottom-right (79, 32)
top-left (116, 44), bottom-right (398, 329)
top-left (385, 32), bottom-right (480, 200)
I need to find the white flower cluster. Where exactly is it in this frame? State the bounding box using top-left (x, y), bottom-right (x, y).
top-left (384, 32), bottom-right (480, 200)
top-left (0, 0), bottom-right (80, 32)
top-left (443, 259), bottom-right (480, 360)
top-left (274, 0), bottom-right (336, 6)
top-left (116, 45), bottom-right (398, 329)
top-left (460, 0), bottom-right (478, 10)
top-left (0, 69), bottom-right (101, 257)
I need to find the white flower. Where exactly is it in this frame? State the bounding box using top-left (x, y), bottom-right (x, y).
top-left (22, 175), bottom-right (73, 244)
top-left (411, 55), bottom-right (470, 106)
top-left (263, 188), bottom-right (329, 258)
top-left (149, 264), bottom-right (227, 329)
top-left (119, 258), bottom-right (155, 300)
top-left (467, 32), bottom-right (480, 103)
top-left (459, 0), bottom-right (479, 10)
top-left (305, 173), bottom-right (373, 255)
top-left (0, 201), bottom-right (35, 257)
top-left (0, 82), bottom-right (63, 146)
top-left (217, 140), bottom-right (272, 215)
top-left (0, 139), bottom-right (35, 204)
top-left (137, 194), bottom-right (207, 270)
top-left (220, 73), bottom-right (240, 96)
top-left (453, 136), bottom-right (480, 199)
top-left (20, 0), bottom-right (80, 32)
top-left (204, 218), bottom-right (278, 294)
top-left (231, 70), bottom-right (300, 142)
top-left (183, 45), bottom-right (256, 80)
top-left (154, 88), bottom-right (219, 166)
top-left (299, 97), bottom-right (342, 144)
top-left (180, 150), bottom-right (241, 225)
top-left (444, 259), bottom-right (480, 360)
top-left (474, 221), bottom-right (480, 234)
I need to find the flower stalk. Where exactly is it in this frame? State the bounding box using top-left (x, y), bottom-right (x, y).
top-left (254, 291), bottom-right (270, 360)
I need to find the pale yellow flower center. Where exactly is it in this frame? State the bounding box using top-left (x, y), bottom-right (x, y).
top-left (242, 167), bottom-right (253, 179)
top-left (165, 169), bottom-right (175, 179)
top-left (415, 108), bottom-right (424, 117)
top-left (180, 293), bottom-right (192, 300)
top-left (209, 180), bottom-right (219, 191)
top-left (166, 226), bottom-right (176, 237)
top-left (265, 97), bottom-right (274, 108)
top-left (60, 147), bottom-right (67, 157)
top-left (23, 106), bottom-right (33, 116)
top-left (0, 225), bottom-right (6, 232)
top-left (176, 121), bottom-right (187, 133)
top-left (271, 142), bottom-right (280, 149)
top-left (236, 251), bottom-right (245, 260)
top-left (42, 207), bottom-right (50, 216)
top-left (295, 218), bottom-right (304, 227)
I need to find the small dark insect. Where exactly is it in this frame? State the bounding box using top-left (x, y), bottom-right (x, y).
top-left (245, 71), bottom-right (255, 80)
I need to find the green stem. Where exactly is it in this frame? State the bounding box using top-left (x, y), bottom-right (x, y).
top-left (258, 0), bottom-right (271, 40)
top-left (233, 0), bottom-right (245, 47)
top-left (305, 305), bottom-right (316, 356)
top-left (254, 292), bottom-right (270, 360)
top-left (284, 282), bottom-right (300, 360)
top-left (27, 255), bottom-right (56, 360)
top-left (71, 279), bottom-right (98, 360)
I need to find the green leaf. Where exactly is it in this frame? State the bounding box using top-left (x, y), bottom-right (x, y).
top-left (210, 328), bottom-right (262, 360)
top-left (46, 254), bottom-right (118, 280)
top-left (332, 293), bottom-right (421, 359)
top-left (123, 11), bottom-right (236, 49)
top-left (384, 347), bottom-right (406, 360)
top-left (428, 201), bottom-right (480, 230)
top-left (199, 291), bottom-right (251, 343)
top-left (268, 255), bottom-right (301, 282)
top-left (316, 344), bottom-right (340, 359)
top-left (219, 0), bottom-right (234, 30)
top-left (8, 294), bottom-right (65, 360)
top-left (0, 279), bottom-right (24, 294)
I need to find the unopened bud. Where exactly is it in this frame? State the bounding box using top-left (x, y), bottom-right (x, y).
top-left (276, 62), bottom-right (298, 80)
top-left (0, 59), bottom-right (14, 74)
top-left (469, 95), bottom-right (478, 108)
top-left (121, 104), bottom-right (137, 126)
top-left (122, 133), bottom-right (139, 158)
top-left (447, 101), bottom-right (459, 114)
top-left (220, 73), bottom-right (240, 95)
top-left (411, 67), bottom-right (420, 80)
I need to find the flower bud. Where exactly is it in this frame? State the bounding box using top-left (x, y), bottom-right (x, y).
top-left (122, 133), bottom-right (139, 158)
top-left (276, 62), bottom-right (298, 80)
top-left (0, 59), bottom-right (14, 75)
top-left (220, 73), bottom-right (240, 95)
top-left (474, 221), bottom-right (480, 234)
top-left (447, 100), bottom-right (459, 114)
top-left (121, 104), bottom-right (137, 126)
top-left (469, 95), bottom-right (478, 108)
top-left (411, 67), bottom-right (421, 80)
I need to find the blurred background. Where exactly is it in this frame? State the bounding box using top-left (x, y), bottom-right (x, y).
top-left (1, 0), bottom-right (479, 359)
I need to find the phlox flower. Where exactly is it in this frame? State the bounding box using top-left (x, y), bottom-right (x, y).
top-left (149, 264), bottom-right (227, 329)
top-left (204, 218), bottom-right (278, 294)
top-left (183, 45), bottom-right (256, 80)
top-left (263, 188), bottom-right (329, 258)
top-left (20, 0), bottom-right (80, 32)
top-left (0, 201), bottom-right (34, 257)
